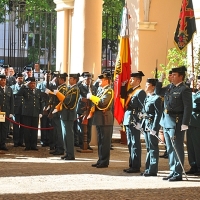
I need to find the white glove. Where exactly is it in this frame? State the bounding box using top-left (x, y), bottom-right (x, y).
top-left (150, 130), bottom-right (156, 135)
top-left (87, 93), bottom-right (92, 99)
top-left (50, 77), bottom-right (57, 84)
top-left (25, 81), bottom-right (31, 86)
top-left (54, 90), bottom-right (59, 95)
top-left (39, 114), bottom-right (42, 118)
top-left (43, 105), bottom-right (50, 111)
top-left (181, 124), bottom-right (188, 131)
top-left (158, 72), bottom-right (166, 82)
top-left (188, 73), bottom-right (195, 82)
top-left (135, 123), bottom-right (142, 130)
top-left (45, 88), bottom-right (51, 94)
top-left (52, 109), bottom-right (58, 114)
top-left (9, 114), bottom-right (13, 119)
top-left (138, 112), bottom-right (147, 119)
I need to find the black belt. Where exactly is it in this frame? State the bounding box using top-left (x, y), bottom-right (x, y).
top-left (193, 108), bottom-right (200, 113)
top-left (164, 109), bottom-right (183, 115)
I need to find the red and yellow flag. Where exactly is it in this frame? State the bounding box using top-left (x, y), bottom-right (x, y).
top-left (114, 6), bottom-right (131, 124)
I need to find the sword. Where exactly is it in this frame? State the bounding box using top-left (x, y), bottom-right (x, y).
top-left (170, 136), bottom-right (188, 180)
top-left (131, 118), bottom-right (166, 145)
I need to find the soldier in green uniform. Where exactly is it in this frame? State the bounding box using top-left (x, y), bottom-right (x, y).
top-left (47, 73), bottom-right (80, 160)
top-left (88, 71), bottom-right (114, 168)
top-left (17, 77), bottom-right (43, 150)
top-left (0, 74), bottom-right (14, 150)
top-left (123, 71), bottom-right (146, 173)
top-left (155, 66), bottom-right (192, 181)
top-left (45, 72), bottom-right (68, 155)
top-left (186, 75), bottom-right (200, 176)
top-left (140, 78), bottom-right (162, 176)
top-left (76, 72), bottom-right (97, 150)
top-left (11, 72), bottom-right (25, 147)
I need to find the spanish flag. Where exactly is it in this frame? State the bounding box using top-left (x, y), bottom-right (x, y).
top-left (114, 6), bottom-right (131, 124)
top-left (174, 0), bottom-right (196, 51)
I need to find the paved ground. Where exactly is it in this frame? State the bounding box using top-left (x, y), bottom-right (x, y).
top-left (0, 133), bottom-right (200, 200)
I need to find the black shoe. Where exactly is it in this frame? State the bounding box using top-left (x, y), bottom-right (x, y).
top-left (143, 172), bottom-right (157, 177)
top-left (123, 168), bottom-right (131, 172)
top-left (64, 157), bottom-right (75, 160)
top-left (125, 168), bottom-right (140, 173)
top-left (50, 147), bottom-right (55, 150)
top-left (186, 168), bottom-right (198, 174)
top-left (88, 146), bottom-right (93, 150)
top-left (110, 147), bottom-right (114, 150)
top-left (92, 163), bottom-right (99, 167)
top-left (14, 144), bottom-right (18, 147)
top-left (24, 147), bottom-right (31, 151)
top-left (162, 175), bottom-right (173, 180)
top-left (61, 155), bottom-right (68, 159)
top-left (159, 153), bottom-right (168, 158)
top-left (168, 176), bottom-right (182, 181)
top-left (194, 170), bottom-right (200, 176)
top-left (0, 146), bottom-right (8, 151)
top-left (96, 164), bottom-right (108, 168)
top-left (53, 151), bottom-right (64, 155)
top-left (18, 143), bottom-right (25, 147)
top-left (49, 150), bottom-right (56, 154)
top-left (31, 148), bottom-right (38, 151)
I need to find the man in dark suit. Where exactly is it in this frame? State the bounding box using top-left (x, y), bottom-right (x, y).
top-left (186, 75), bottom-right (200, 176)
top-left (123, 71), bottom-right (146, 173)
top-left (141, 78), bottom-right (162, 176)
top-left (155, 66), bottom-right (192, 181)
top-left (0, 74), bottom-right (14, 150)
top-left (11, 72), bottom-right (24, 147)
top-left (16, 77), bottom-right (43, 150)
top-left (88, 71), bottom-right (114, 168)
top-left (1, 64), bottom-right (16, 86)
top-left (76, 72), bottom-right (97, 150)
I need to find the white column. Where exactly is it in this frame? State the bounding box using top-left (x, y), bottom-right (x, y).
top-left (54, 0), bottom-right (74, 73)
top-left (70, 0), bottom-right (102, 80)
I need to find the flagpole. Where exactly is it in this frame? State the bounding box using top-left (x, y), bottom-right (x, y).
top-left (191, 41), bottom-right (194, 92)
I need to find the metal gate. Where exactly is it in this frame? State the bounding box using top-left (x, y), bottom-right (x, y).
top-left (102, 13), bottom-right (120, 73)
top-left (0, 1), bottom-right (56, 72)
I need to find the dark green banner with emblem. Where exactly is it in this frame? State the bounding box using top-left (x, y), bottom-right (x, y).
top-left (174, 0), bottom-right (196, 51)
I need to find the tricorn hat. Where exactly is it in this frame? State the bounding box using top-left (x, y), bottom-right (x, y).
top-left (146, 78), bottom-right (158, 86)
top-left (98, 71), bottom-right (111, 79)
top-left (131, 71), bottom-right (145, 77)
top-left (171, 66), bottom-right (187, 73)
top-left (81, 72), bottom-right (92, 78)
top-left (0, 74), bottom-right (6, 79)
top-left (69, 73), bottom-right (80, 78)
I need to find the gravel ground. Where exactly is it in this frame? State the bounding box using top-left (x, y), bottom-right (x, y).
top-left (0, 138), bottom-right (199, 199)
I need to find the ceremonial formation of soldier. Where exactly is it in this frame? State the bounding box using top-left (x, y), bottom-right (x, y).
top-left (0, 63), bottom-right (200, 181)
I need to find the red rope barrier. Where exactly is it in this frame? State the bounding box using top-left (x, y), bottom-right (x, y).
top-left (5, 117), bottom-right (54, 130)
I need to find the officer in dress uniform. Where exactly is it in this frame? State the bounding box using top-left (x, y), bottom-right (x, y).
top-left (76, 72), bottom-right (97, 150)
top-left (186, 75), bottom-right (200, 176)
top-left (155, 66), bottom-right (192, 181)
top-left (46, 73), bottom-right (80, 159)
top-left (11, 72), bottom-right (25, 147)
top-left (16, 77), bottom-right (43, 150)
top-left (0, 74), bottom-right (14, 150)
top-left (47, 72), bottom-right (68, 155)
top-left (88, 71), bottom-right (114, 168)
top-left (123, 71), bottom-right (146, 173)
top-left (140, 78), bottom-right (162, 176)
